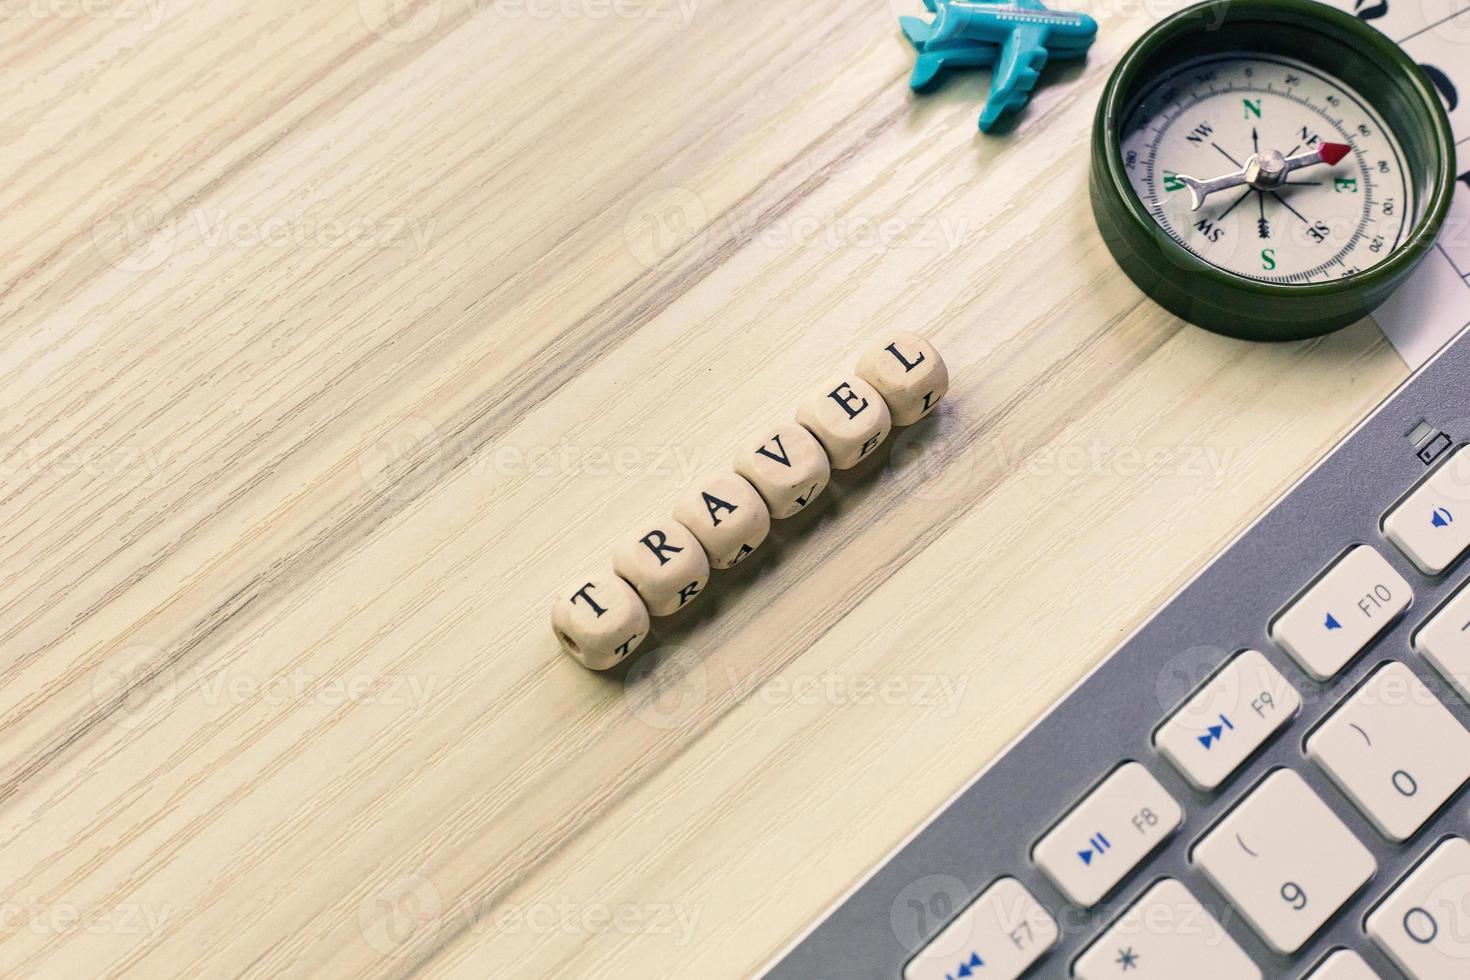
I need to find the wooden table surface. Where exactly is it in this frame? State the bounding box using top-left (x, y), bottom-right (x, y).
top-left (1, 0), bottom-right (1414, 976)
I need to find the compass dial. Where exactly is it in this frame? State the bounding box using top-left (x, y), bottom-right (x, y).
top-left (1120, 54), bottom-right (1412, 285)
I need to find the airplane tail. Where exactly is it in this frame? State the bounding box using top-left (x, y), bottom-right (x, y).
top-left (900, 15), bottom-right (934, 47)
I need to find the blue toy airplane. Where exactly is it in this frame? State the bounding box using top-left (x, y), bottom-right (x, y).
top-left (901, 0), bottom-right (1098, 131)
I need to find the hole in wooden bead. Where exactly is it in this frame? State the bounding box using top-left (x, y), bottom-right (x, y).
top-left (555, 629), bottom-right (579, 654)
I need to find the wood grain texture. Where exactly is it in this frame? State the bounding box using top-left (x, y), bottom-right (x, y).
top-left (0, 0), bottom-right (1409, 976)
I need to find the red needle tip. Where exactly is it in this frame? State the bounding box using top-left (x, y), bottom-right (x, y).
top-left (1319, 142), bottom-right (1351, 165)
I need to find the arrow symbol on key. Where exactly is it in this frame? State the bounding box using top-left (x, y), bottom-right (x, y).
top-left (1325, 613), bottom-right (1342, 631)
top-left (1198, 723), bottom-right (1226, 749)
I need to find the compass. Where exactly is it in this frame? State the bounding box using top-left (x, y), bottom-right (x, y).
top-left (1091, 0), bottom-right (1455, 341)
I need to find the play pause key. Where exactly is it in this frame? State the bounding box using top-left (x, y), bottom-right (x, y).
top-left (1032, 762), bottom-right (1181, 908)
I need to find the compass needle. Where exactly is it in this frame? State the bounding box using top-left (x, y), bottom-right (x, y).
top-left (1174, 141), bottom-right (1353, 211)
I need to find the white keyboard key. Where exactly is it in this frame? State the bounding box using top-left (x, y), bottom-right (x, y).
top-left (902, 877), bottom-right (1056, 980)
top-left (1155, 649), bottom-right (1301, 790)
top-left (1303, 949), bottom-right (1382, 979)
top-left (1383, 446), bottom-right (1470, 574)
top-left (1366, 837), bottom-right (1470, 978)
top-left (1269, 546), bottom-right (1412, 680)
top-left (1414, 583), bottom-right (1470, 701)
top-left (1193, 769), bottom-right (1376, 954)
top-left (1307, 661), bottom-right (1470, 841)
top-left (1073, 878), bottom-right (1260, 980)
top-left (1032, 762), bottom-right (1181, 908)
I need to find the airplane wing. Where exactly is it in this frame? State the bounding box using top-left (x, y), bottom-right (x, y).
top-left (980, 24), bottom-right (1049, 131)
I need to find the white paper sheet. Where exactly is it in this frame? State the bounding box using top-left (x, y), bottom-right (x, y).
top-left (1318, 0), bottom-right (1470, 366)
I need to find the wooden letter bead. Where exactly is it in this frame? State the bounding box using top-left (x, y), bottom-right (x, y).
top-left (797, 375), bottom-right (892, 470)
top-left (855, 331), bottom-right (949, 426)
top-left (550, 571), bottom-right (651, 670)
top-left (733, 421), bottom-right (831, 519)
top-left (672, 471), bottom-right (771, 569)
top-left (612, 519), bottom-right (710, 616)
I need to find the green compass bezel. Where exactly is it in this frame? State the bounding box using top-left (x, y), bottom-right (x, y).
top-left (1091, 0), bottom-right (1456, 341)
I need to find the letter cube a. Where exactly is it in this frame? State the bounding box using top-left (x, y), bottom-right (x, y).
top-left (672, 471), bottom-right (771, 569)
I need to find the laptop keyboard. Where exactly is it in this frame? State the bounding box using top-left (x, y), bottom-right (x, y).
top-left (765, 333), bottom-right (1470, 980)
